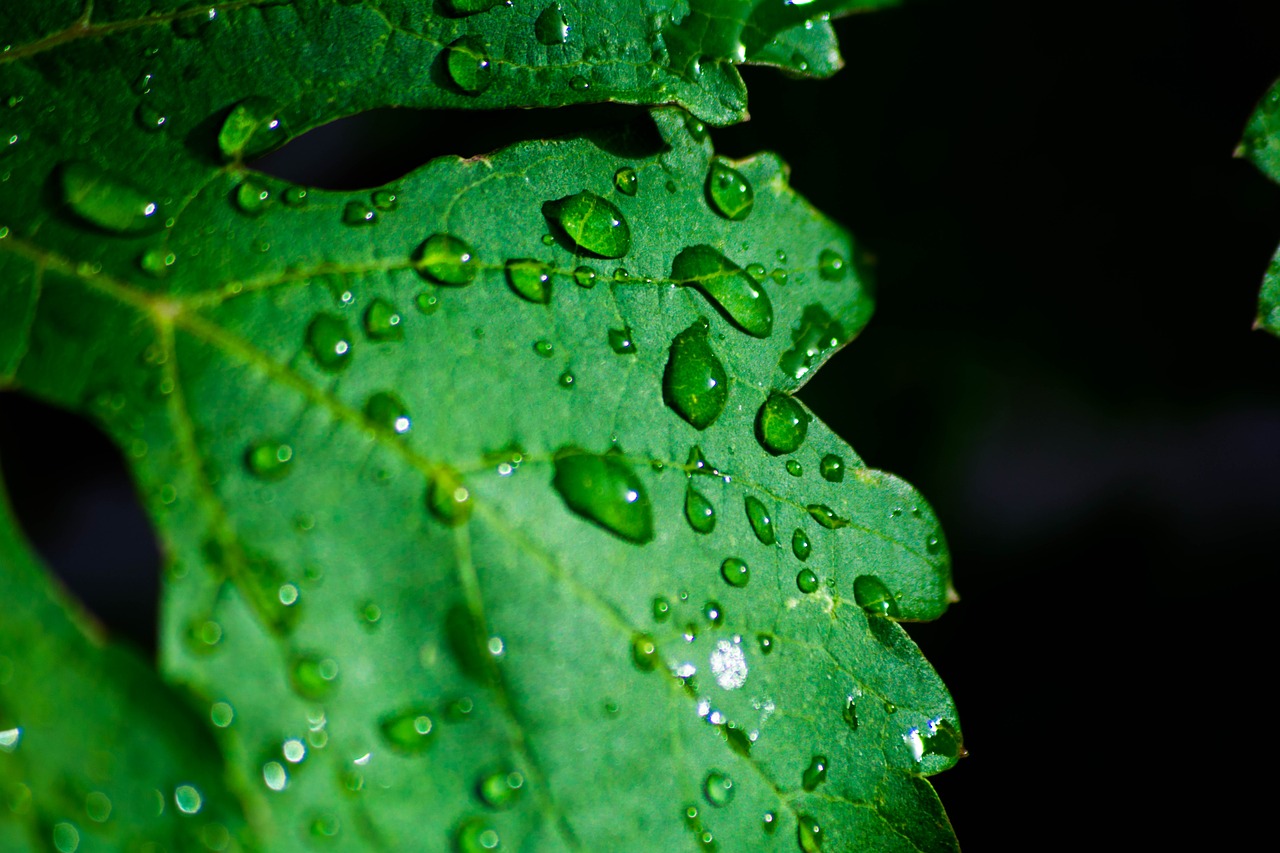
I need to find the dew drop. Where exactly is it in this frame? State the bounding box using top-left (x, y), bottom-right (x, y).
top-left (785, 459), bottom-right (803, 477)
top-left (664, 318), bottom-right (728, 429)
top-left (613, 267), bottom-right (631, 282)
top-left (569, 75), bottom-right (590, 91)
top-left (134, 104), bottom-right (167, 132)
top-left (819, 454), bottom-right (844, 482)
top-left (720, 557), bottom-right (749, 588)
top-left (138, 248), bottom-right (175, 277)
top-left (281, 185), bottom-right (308, 207)
top-left (608, 326), bottom-right (636, 354)
top-left (756, 394), bottom-right (809, 454)
top-left (132, 71), bottom-right (154, 95)
top-left (84, 791), bottom-right (111, 823)
top-left (798, 815), bottom-right (823, 852)
top-left (446, 37), bottom-right (495, 94)
top-left (305, 314), bottom-right (353, 372)
top-left (534, 2), bottom-right (570, 45)
top-left (533, 339), bottom-right (554, 358)
top-left (706, 160), bottom-right (754, 220)
top-left (365, 391), bottom-right (411, 435)
top-left (477, 768), bottom-right (524, 809)
top-left (60, 162), bottom-right (163, 234)
top-left (543, 191), bottom-right (630, 258)
top-left (745, 263), bottom-right (766, 282)
top-left (371, 189), bottom-right (397, 211)
top-left (456, 818), bottom-right (501, 853)
top-left (52, 822), bottom-right (79, 853)
top-left (743, 495), bottom-right (776, 545)
top-left (342, 200), bottom-right (376, 226)
top-left (234, 180), bottom-right (271, 216)
top-left (217, 97), bottom-right (286, 160)
top-left (780, 304), bottom-right (846, 382)
top-left (702, 771), bottom-right (734, 807)
top-left (763, 811), bottom-right (777, 833)
top-left (631, 633), bottom-right (659, 671)
top-left (796, 568), bottom-right (819, 594)
top-left (505, 258), bottom-right (552, 303)
top-left (558, 370), bottom-right (575, 389)
top-left (806, 503), bottom-right (849, 529)
top-left (311, 814), bottom-right (340, 838)
top-left (685, 113), bottom-right (709, 142)
top-left (413, 233), bottom-right (478, 286)
top-left (416, 290), bottom-right (440, 314)
top-left (427, 468), bottom-right (472, 526)
top-left (684, 484), bottom-right (716, 534)
top-left (174, 784), bottom-right (202, 814)
top-left (652, 596), bottom-right (672, 622)
top-left (818, 248), bottom-right (846, 281)
top-left (842, 696), bottom-right (859, 730)
top-left (702, 601), bottom-right (724, 626)
top-left (801, 756), bottom-right (828, 791)
top-left (380, 708), bottom-right (435, 752)
top-left (853, 575), bottom-right (900, 617)
top-left (573, 265), bottom-right (597, 288)
top-left (552, 450), bottom-right (653, 542)
top-left (671, 245), bottom-right (772, 338)
top-left (262, 761), bottom-right (288, 792)
top-left (614, 166), bottom-right (638, 196)
top-left (245, 441), bottom-right (293, 480)
top-left (363, 298), bottom-right (403, 341)
top-left (289, 654), bottom-right (338, 701)
top-left (757, 633), bottom-right (774, 654)
top-left (210, 701), bottom-right (234, 728)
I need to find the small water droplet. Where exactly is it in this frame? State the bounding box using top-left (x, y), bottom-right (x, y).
top-left (174, 784), bottom-right (203, 814)
top-left (282, 186), bottom-right (308, 206)
top-left (245, 440), bottom-right (293, 479)
top-left (305, 314), bottom-right (353, 372)
top-left (569, 75), bottom-right (590, 91)
top-left (744, 495), bottom-right (776, 545)
top-left (671, 245), bottom-right (773, 338)
top-left (780, 304), bottom-right (846, 381)
top-left (505, 258), bottom-right (552, 303)
top-left (631, 633), bottom-right (659, 671)
top-left (446, 37), bottom-right (495, 94)
top-left (84, 791), bottom-right (111, 823)
top-left (60, 162), bottom-right (163, 234)
top-left (132, 71), bottom-right (154, 94)
top-left (796, 568), bottom-right (819, 594)
top-left (797, 814), bottom-right (823, 852)
top-left (416, 290), bottom-right (440, 314)
top-left (535, 3), bottom-right (570, 44)
top-left (684, 484), bottom-right (716, 534)
top-left (806, 503), bottom-right (849, 529)
top-left (414, 233), bottom-right (478, 285)
top-left (573, 265), bottom-right (597, 288)
top-left (819, 454), bottom-right (844, 482)
top-left (311, 814), bottom-right (341, 838)
top-left (532, 339), bottom-right (555, 358)
top-left (885, 700), bottom-right (897, 714)
top-left (427, 468), bottom-right (472, 526)
top-left (217, 96), bottom-right (286, 160)
top-left (365, 391), bottom-right (411, 434)
top-left (842, 696), bottom-right (859, 730)
top-left (608, 326), bottom-right (636, 354)
top-left (380, 708), bottom-right (435, 752)
top-left (801, 755), bottom-right (828, 791)
top-left (233, 180), bottom-right (271, 215)
top-left (263, 760), bottom-right (288, 792)
top-left (757, 633), bottom-right (774, 654)
top-left (456, 817), bottom-right (501, 852)
top-left (771, 268), bottom-right (788, 285)
top-left (785, 459), bottom-right (803, 477)
top-left (652, 596), bottom-right (672, 622)
top-left (543, 191), bottom-right (630, 258)
top-left (818, 248), bottom-right (845, 281)
top-left (371, 189), bottom-right (397, 211)
top-left (853, 575), bottom-right (900, 617)
top-left (614, 166), bottom-right (638, 196)
top-left (613, 267), bottom-right (631, 281)
top-left (702, 601), bottom-right (723, 626)
top-left (134, 104), bottom-right (167, 132)
top-left (558, 370), bottom-right (575, 389)
top-left (138, 248), bottom-right (175, 277)
top-left (685, 113), bottom-right (709, 142)
top-left (289, 654), bottom-right (339, 701)
top-left (702, 771), bottom-right (734, 807)
top-left (210, 701), bottom-right (234, 728)
top-left (720, 557), bottom-right (749, 588)
top-left (343, 200), bottom-right (376, 226)
top-left (756, 394), bottom-right (809, 454)
top-left (173, 5), bottom-right (219, 38)
top-left (706, 160), bottom-right (754, 220)
top-left (552, 450), bottom-right (653, 542)
top-left (363, 298), bottom-right (403, 341)
top-left (477, 768), bottom-right (524, 809)
top-left (664, 318), bottom-right (728, 429)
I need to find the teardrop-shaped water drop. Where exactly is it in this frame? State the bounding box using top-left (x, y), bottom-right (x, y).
top-left (558, 370), bottom-right (575, 389)
top-left (543, 191), bottom-right (630, 258)
top-left (505, 258), bottom-right (552, 303)
top-left (791, 528), bottom-right (810, 560)
top-left (798, 815), bottom-right (823, 852)
top-left (744, 495), bottom-right (775, 545)
top-left (853, 575), bottom-right (900, 617)
top-left (446, 37), bottom-right (495, 94)
top-left (305, 314), bottom-right (353, 372)
top-left (706, 160), bottom-right (754, 220)
top-left (703, 771), bottom-right (734, 807)
top-left (785, 459), bottom-right (803, 477)
top-left (477, 768), bottom-right (525, 809)
top-left (363, 298), bottom-right (403, 341)
top-left (842, 696), bottom-right (859, 730)
top-left (379, 708), bottom-right (435, 752)
top-left (365, 391), bottom-right (411, 435)
top-left (818, 248), bottom-right (846, 281)
top-left (819, 453), bottom-right (844, 482)
top-left (745, 263), bottom-right (766, 282)
top-left (796, 568), bottom-right (819, 594)
top-left (573, 265), bottom-right (598, 288)
top-left (631, 633), bottom-right (659, 671)
top-left (552, 450), bottom-right (653, 543)
top-left (60, 162), bottom-right (163, 234)
top-left (720, 557), bottom-right (749, 588)
top-left (614, 166), bottom-right (638, 196)
top-left (534, 3), bottom-right (570, 44)
top-left (414, 233), bottom-right (478, 285)
top-left (245, 440), bottom-right (293, 479)
top-left (671, 245), bottom-right (772, 338)
top-left (664, 318), bottom-right (728, 429)
top-left (217, 96), bottom-right (287, 160)
top-left (684, 484), bottom-right (715, 534)
top-left (289, 654), bottom-right (339, 701)
top-left (608, 326), bottom-right (636, 354)
top-left (806, 503), bottom-right (849, 529)
top-left (756, 393), bottom-right (808, 454)
top-left (427, 468), bottom-right (472, 526)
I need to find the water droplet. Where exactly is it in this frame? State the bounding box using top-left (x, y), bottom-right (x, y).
top-left (755, 394), bottom-right (809, 454)
top-left (614, 166), bottom-right (638, 196)
top-left (233, 180), bottom-right (271, 215)
top-left (664, 318), bottom-right (728, 429)
top-left (413, 233), bottom-right (478, 285)
top-left (806, 503), bottom-right (849, 529)
top-left (456, 817), bottom-right (501, 852)
top-left (371, 189), bottom-right (397, 211)
top-left (533, 339), bottom-right (554, 358)
top-left (885, 701), bottom-right (897, 714)
top-left (771, 268), bottom-right (788, 285)
top-left (174, 784), bottom-right (202, 814)
top-left (652, 596), bottom-right (672, 622)
top-left (446, 37), bottom-right (494, 94)
top-left (543, 191), bottom-right (630, 258)
top-left (671, 245), bottom-right (773, 338)
top-left (217, 97), bottom-right (287, 160)
top-left (842, 696), bottom-right (859, 730)
top-left (796, 568), bottom-right (819, 594)
top-left (801, 756), bottom-right (828, 791)
top-left (702, 771), bottom-right (734, 807)
top-left (552, 450), bottom-right (653, 542)
top-left (720, 557), bottom-right (749, 588)
top-left (685, 113), bottom-right (709, 142)
top-left (363, 298), bottom-right (403, 341)
top-left (289, 654), bottom-right (339, 701)
top-left (818, 248), bottom-right (846, 281)
top-left (780, 304), bottom-right (846, 381)
top-left (477, 768), bottom-right (524, 809)
top-left (558, 370), bottom-right (575, 389)
top-left (132, 71), bottom-right (154, 94)
top-left (505, 258), bottom-right (552, 303)
top-left (343, 200), bottom-right (376, 226)
top-left (365, 391), bottom-right (411, 434)
top-left (210, 701), bottom-right (234, 728)
top-left (138, 248), bottom-right (175, 277)
top-left (613, 267), bottom-right (631, 281)
top-left (282, 186), bottom-right (308, 206)
top-left (311, 814), bottom-right (341, 838)
top-left (427, 468), bottom-right (472, 526)
top-left (535, 3), bottom-right (570, 44)
top-left (0, 727), bottom-right (18, 753)
top-left (853, 575), bottom-right (899, 617)
top-left (702, 601), bottom-right (724, 626)
top-left (380, 708), bottom-right (435, 752)
top-left (684, 484), bottom-right (716, 534)
top-left (52, 822), bottom-right (79, 853)
top-left (84, 791), bottom-right (111, 823)
top-left (60, 162), bottom-right (163, 234)
top-left (706, 160), bottom-right (754, 220)
top-left (278, 583), bottom-right (300, 607)
top-left (134, 104), bottom-right (167, 132)
top-left (631, 633), bottom-right (659, 671)
top-left (797, 815), bottom-right (823, 852)
top-left (416, 290), bottom-right (440, 314)
top-left (305, 314), bottom-right (353, 372)
top-left (757, 633), bottom-right (774, 654)
top-left (569, 75), bottom-right (590, 91)
top-left (608, 326), bottom-right (636, 354)
top-left (763, 811), bottom-right (778, 833)
top-left (263, 761), bottom-right (288, 792)
top-left (744, 495), bottom-right (776, 545)
top-left (245, 440), bottom-right (293, 479)
top-left (785, 459), bottom-right (803, 477)
top-left (573, 265), bottom-right (597, 288)
top-left (819, 454), bottom-right (844, 482)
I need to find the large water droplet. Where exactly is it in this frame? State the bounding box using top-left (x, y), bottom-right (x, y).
top-left (744, 495), bottom-right (776, 545)
top-left (631, 633), bottom-right (659, 671)
top-left (505, 258), bottom-right (552, 303)
top-left (552, 450), bottom-right (653, 543)
top-left (756, 394), bottom-right (808, 454)
top-left (60, 162), bottom-right (163, 234)
top-left (798, 815), bottom-right (823, 852)
top-left (380, 708), bottom-right (435, 752)
top-left (806, 503), bottom-right (849, 529)
top-left (543, 191), bottom-right (630, 258)
top-left (456, 817), bottom-right (501, 853)
top-left (702, 771), bottom-right (734, 807)
top-left (664, 318), bottom-right (728, 429)
top-left (614, 166), bottom-right (638, 196)
top-left (684, 484), bottom-right (716, 534)
top-left (796, 568), bottom-right (819, 594)
top-left (608, 326), bottom-right (636, 354)
top-left (427, 468), bottom-right (472, 526)
top-left (305, 314), bottom-right (353, 372)
top-left (477, 768), bottom-right (524, 809)
top-left (818, 248), bottom-right (846, 281)
top-left (446, 37), bottom-right (495, 94)
top-left (706, 160), bottom-right (753, 220)
top-left (671, 245), bottom-right (773, 338)
top-left (289, 654), bottom-right (339, 701)
top-left (801, 756), bottom-right (828, 791)
top-left (363, 298), bottom-right (403, 341)
top-left (720, 557), bottom-right (749, 588)
top-left (414, 233), bottom-right (478, 285)
top-left (853, 575), bottom-right (900, 617)
top-left (535, 3), bottom-right (570, 44)
top-left (245, 440), bottom-right (293, 479)
top-left (217, 97), bottom-right (287, 160)
top-left (819, 454), bottom-right (844, 482)
top-left (365, 392), bottom-right (411, 435)
top-left (84, 791), bottom-right (111, 823)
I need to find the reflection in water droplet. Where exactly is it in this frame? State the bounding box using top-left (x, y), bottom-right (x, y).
top-left (819, 248), bottom-right (846, 281)
top-left (477, 768), bottom-right (524, 809)
top-left (796, 568), bottom-right (819, 594)
top-left (671, 245), bottom-right (773, 338)
top-left (414, 233), bottom-right (478, 286)
top-left (380, 708), bottom-right (435, 752)
top-left (535, 3), bottom-right (570, 45)
top-left (684, 484), bottom-right (716, 534)
top-left (505, 258), bottom-right (552, 303)
top-left (853, 575), bottom-right (900, 617)
top-left (664, 318), bottom-right (728, 429)
top-left (543, 191), bottom-right (630, 258)
top-left (720, 557), bottom-right (749, 588)
top-left (61, 162), bottom-right (163, 234)
top-left (801, 756), bottom-right (828, 791)
top-left (706, 160), bottom-right (754, 220)
top-left (245, 441), bottom-right (293, 479)
top-left (363, 298), bottom-right (403, 341)
top-left (806, 504), bottom-right (849, 529)
top-left (446, 37), bottom-right (495, 94)
top-left (306, 314), bottom-right (353, 372)
top-left (614, 166), bottom-right (638, 196)
top-left (631, 633), bottom-right (659, 671)
top-left (552, 450), bottom-right (653, 543)
top-left (756, 394), bottom-right (809, 454)
top-left (702, 771), bottom-right (734, 806)
top-left (744, 495), bottom-right (776, 545)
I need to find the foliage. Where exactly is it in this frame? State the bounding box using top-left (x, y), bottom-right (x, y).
top-left (0, 2), bottom-right (960, 850)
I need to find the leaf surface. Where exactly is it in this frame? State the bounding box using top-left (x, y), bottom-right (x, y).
top-left (1240, 81), bottom-right (1280, 335)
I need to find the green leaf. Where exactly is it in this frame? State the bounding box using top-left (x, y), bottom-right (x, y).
top-left (0, 489), bottom-right (249, 851)
top-left (1239, 80), bottom-right (1280, 335)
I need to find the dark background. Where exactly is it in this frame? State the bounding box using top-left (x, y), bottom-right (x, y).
top-left (3, 0), bottom-right (1278, 846)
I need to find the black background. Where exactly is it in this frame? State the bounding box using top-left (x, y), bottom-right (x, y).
top-left (3, 0), bottom-right (1279, 846)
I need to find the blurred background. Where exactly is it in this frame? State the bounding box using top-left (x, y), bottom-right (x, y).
top-left (3, 0), bottom-right (1278, 846)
